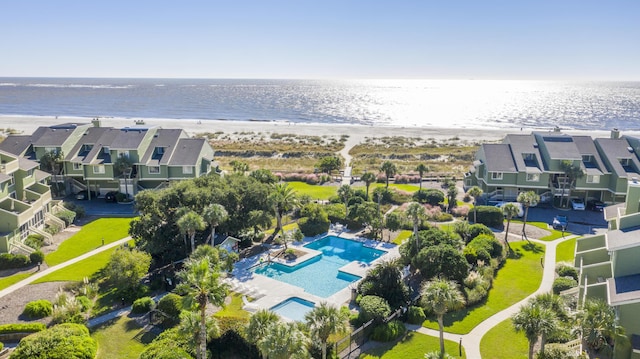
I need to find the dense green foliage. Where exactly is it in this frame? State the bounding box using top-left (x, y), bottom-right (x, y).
top-left (359, 295), bottom-right (391, 324)
top-left (104, 247), bottom-right (152, 300)
top-left (157, 293), bottom-right (183, 326)
top-left (9, 323), bottom-right (97, 359)
top-left (24, 234), bottom-right (45, 250)
top-left (0, 323), bottom-right (46, 334)
top-left (370, 320), bottom-right (406, 342)
top-left (463, 234), bottom-right (503, 264)
top-left (555, 263), bottom-right (579, 281)
top-left (297, 203), bottom-right (330, 236)
top-left (23, 299), bottom-right (53, 319)
top-left (407, 306), bottom-right (427, 324)
top-left (412, 189), bottom-right (445, 205)
top-left (29, 250), bottom-right (45, 265)
top-left (357, 260), bottom-right (409, 309)
top-left (474, 206), bottom-right (504, 227)
top-left (415, 244), bottom-right (469, 284)
top-left (55, 208), bottom-right (77, 226)
top-left (0, 253), bottom-right (30, 269)
top-left (132, 296), bottom-right (155, 314)
top-left (552, 277), bottom-right (577, 294)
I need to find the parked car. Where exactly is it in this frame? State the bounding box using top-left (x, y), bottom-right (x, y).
top-left (105, 191), bottom-right (119, 203)
top-left (587, 199), bottom-right (605, 212)
top-left (570, 198), bottom-right (585, 211)
top-left (75, 190), bottom-right (97, 200)
top-left (493, 201), bottom-right (524, 217)
top-left (553, 215), bottom-right (568, 230)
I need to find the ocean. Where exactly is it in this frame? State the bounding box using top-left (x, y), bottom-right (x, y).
top-left (1, 78), bottom-right (639, 131)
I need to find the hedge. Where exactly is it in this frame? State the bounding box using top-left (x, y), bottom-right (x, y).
top-left (474, 206), bottom-right (504, 228)
top-left (556, 264), bottom-right (579, 281)
top-left (552, 277), bottom-right (578, 294)
top-left (406, 306), bottom-right (426, 325)
top-left (29, 250), bottom-right (45, 265)
top-left (55, 209), bottom-right (76, 226)
top-left (298, 217), bottom-right (330, 237)
top-left (9, 323), bottom-right (96, 359)
top-left (132, 296), bottom-right (155, 314)
top-left (23, 300), bottom-right (53, 319)
top-left (370, 320), bottom-right (406, 342)
top-left (0, 253), bottom-right (30, 270)
top-left (359, 295), bottom-right (391, 324)
top-left (0, 323), bottom-right (46, 334)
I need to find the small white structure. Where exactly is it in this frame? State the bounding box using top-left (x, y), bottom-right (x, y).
top-left (217, 236), bottom-right (240, 253)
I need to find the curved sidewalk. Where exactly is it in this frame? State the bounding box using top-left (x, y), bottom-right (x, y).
top-left (0, 237), bottom-right (131, 299)
top-left (414, 235), bottom-right (577, 358)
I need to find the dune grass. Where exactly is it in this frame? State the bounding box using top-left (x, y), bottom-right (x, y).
top-left (91, 315), bottom-right (154, 359)
top-left (556, 237), bottom-right (578, 263)
top-left (359, 331), bottom-right (466, 358)
top-left (45, 218), bottom-right (132, 266)
top-left (480, 318), bottom-right (528, 358)
top-left (423, 241), bottom-right (545, 334)
top-left (33, 246), bottom-right (117, 283)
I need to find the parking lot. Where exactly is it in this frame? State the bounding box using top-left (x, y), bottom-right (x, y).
top-left (523, 204), bottom-right (607, 235)
top-left (64, 195), bottom-right (137, 217)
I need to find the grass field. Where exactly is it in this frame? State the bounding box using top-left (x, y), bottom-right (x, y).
top-left (423, 241), bottom-right (545, 334)
top-left (479, 318), bottom-right (528, 358)
top-left (287, 181), bottom-right (339, 200)
top-left (556, 237), bottom-right (577, 263)
top-left (45, 218), bottom-right (132, 266)
top-left (392, 230), bottom-right (412, 245)
top-left (33, 246), bottom-right (117, 283)
top-left (0, 272), bottom-right (33, 291)
top-left (91, 315), bottom-right (155, 359)
top-left (359, 331), bottom-right (466, 358)
top-left (214, 293), bottom-right (251, 319)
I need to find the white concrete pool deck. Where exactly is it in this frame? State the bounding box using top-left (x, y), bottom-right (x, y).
top-left (229, 230), bottom-right (399, 315)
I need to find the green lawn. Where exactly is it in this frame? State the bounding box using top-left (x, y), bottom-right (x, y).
top-left (556, 237), bottom-right (577, 263)
top-left (45, 218), bottom-right (132, 266)
top-left (359, 331), bottom-right (466, 358)
top-left (392, 230), bottom-right (412, 245)
top-left (480, 318), bottom-right (528, 358)
top-left (91, 315), bottom-right (155, 359)
top-left (33, 246), bottom-right (117, 283)
top-left (287, 181), bottom-right (338, 200)
top-left (215, 293), bottom-right (251, 319)
top-left (0, 272), bottom-right (33, 291)
top-left (423, 241), bottom-right (545, 334)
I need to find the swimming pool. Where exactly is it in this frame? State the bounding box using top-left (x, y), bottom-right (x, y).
top-left (270, 297), bottom-right (315, 322)
top-left (254, 236), bottom-right (386, 298)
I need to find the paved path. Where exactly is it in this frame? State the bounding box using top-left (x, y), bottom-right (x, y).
top-left (0, 237), bottom-right (131, 299)
top-left (339, 135), bottom-right (359, 186)
top-left (87, 292), bottom-right (168, 328)
top-left (413, 235), bottom-right (578, 358)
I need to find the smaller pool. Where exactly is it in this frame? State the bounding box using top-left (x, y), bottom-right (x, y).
top-left (270, 297), bottom-right (315, 322)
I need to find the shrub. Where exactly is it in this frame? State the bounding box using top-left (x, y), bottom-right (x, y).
top-left (359, 295), bottom-right (391, 324)
top-left (413, 189), bottom-right (445, 205)
top-left (0, 342), bottom-right (3, 351)
top-left (474, 206), bottom-right (504, 228)
top-left (55, 209), bottom-right (76, 226)
top-left (0, 253), bottom-right (30, 270)
top-left (132, 296), bottom-right (155, 314)
top-left (29, 250), bottom-right (45, 265)
top-left (535, 344), bottom-right (573, 359)
top-left (298, 217), bottom-right (330, 237)
top-left (63, 202), bottom-right (85, 219)
top-left (76, 296), bottom-right (92, 312)
top-left (0, 323), bottom-right (46, 334)
top-left (406, 306), bottom-right (426, 324)
top-left (451, 206), bottom-right (469, 218)
top-left (9, 323), bottom-right (96, 359)
top-left (434, 212), bottom-right (453, 222)
top-left (552, 277), bottom-right (578, 294)
top-left (24, 234), bottom-right (45, 249)
top-left (467, 224), bottom-right (494, 242)
top-left (370, 320), bottom-right (406, 342)
top-left (45, 223), bottom-right (62, 235)
top-left (556, 264), bottom-right (579, 281)
top-left (23, 300), bottom-right (53, 319)
top-left (157, 293), bottom-right (183, 326)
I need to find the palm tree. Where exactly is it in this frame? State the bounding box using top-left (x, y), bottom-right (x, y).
top-left (420, 278), bottom-right (465, 359)
top-left (247, 309), bottom-right (280, 357)
top-left (406, 202), bottom-right (426, 249)
top-left (512, 302), bottom-right (558, 359)
top-left (202, 203), bottom-right (228, 246)
top-left (114, 154), bottom-right (133, 200)
top-left (337, 184), bottom-right (354, 217)
top-left (576, 298), bottom-right (624, 354)
top-left (177, 210), bottom-right (206, 253)
top-left (380, 161), bottom-right (397, 188)
top-left (177, 257), bottom-right (228, 359)
top-left (415, 163), bottom-right (429, 190)
top-left (447, 185), bottom-right (458, 213)
top-left (466, 186), bottom-right (483, 224)
top-left (257, 321), bottom-right (310, 359)
top-left (177, 310), bottom-right (219, 355)
top-left (559, 160), bottom-right (585, 208)
top-left (517, 191), bottom-right (540, 241)
top-left (502, 202), bottom-right (520, 253)
top-left (360, 172), bottom-right (376, 200)
top-left (305, 302), bottom-right (349, 359)
top-left (269, 182), bottom-right (298, 236)
top-left (40, 149), bottom-right (65, 197)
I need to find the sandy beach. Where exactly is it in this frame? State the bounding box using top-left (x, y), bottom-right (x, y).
top-left (0, 115), bottom-right (629, 144)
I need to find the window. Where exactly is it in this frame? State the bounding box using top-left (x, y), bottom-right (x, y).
top-left (587, 175), bottom-right (600, 184)
top-left (620, 158), bottom-right (631, 166)
top-left (117, 150), bottom-right (129, 158)
top-left (73, 162), bottom-right (82, 170)
top-left (582, 155), bottom-right (593, 162)
top-left (82, 144), bottom-right (93, 152)
top-left (491, 172), bottom-right (503, 180)
top-left (9, 174), bottom-right (14, 186)
top-left (148, 166), bottom-right (160, 174)
top-left (93, 165), bottom-right (105, 174)
top-left (44, 147), bottom-right (57, 154)
top-left (156, 147), bottom-right (165, 155)
top-left (183, 166), bottom-right (193, 174)
top-left (523, 153), bottom-right (535, 161)
top-left (526, 173), bottom-right (540, 182)
top-left (102, 146), bottom-right (110, 154)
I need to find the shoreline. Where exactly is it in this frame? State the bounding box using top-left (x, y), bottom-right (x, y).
top-left (0, 115), bottom-right (633, 144)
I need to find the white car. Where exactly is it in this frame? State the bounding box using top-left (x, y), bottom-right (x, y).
top-left (494, 202), bottom-right (524, 217)
top-left (571, 198), bottom-right (585, 211)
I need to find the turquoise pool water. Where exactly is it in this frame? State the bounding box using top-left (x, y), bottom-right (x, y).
top-left (254, 236), bottom-right (386, 298)
top-left (270, 297), bottom-right (315, 322)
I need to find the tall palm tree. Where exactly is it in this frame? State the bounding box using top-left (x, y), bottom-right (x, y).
top-left (360, 172), bottom-right (376, 200)
top-left (257, 321), bottom-right (310, 359)
top-left (559, 160), bottom-right (585, 208)
top-left (466, 186), bottom-right (483, 224)
top-left (202, 203), bottom-right (228, 246)
top-left (406, 202), bottom-right (426, 250)
top-left (415, 163), bottom-right (429, 190)
top-left (177, 310), bottom-right (220, 355)
top-left (114, 154), bottom-right (133, 200)
top-left (420, 278), bottom-right (465, 359)
top-left (269, 182), bottom-right (298, 236)
top-left (305, 302), bottom-right (349, 359)
top-left (177, 257), bottom-right (228, 359)
top-left (517, 191), bottom-right (540, 241)
top-left (177, 210), bottom-right (206, 253)
top-left (447, 185), bottom-right (458, 213)
top-left (380, 161), bottom-right (397, 188)
top-left (247, 309), bottom-right (280, 358)
top-left (337, 184), bottom-right (354, 217)
top-left (512, 302), bottom-right (557, 359)
top-left (502, 202), bottom-right (520, 253)
top-left (576, 298), bottom-right (624, 354)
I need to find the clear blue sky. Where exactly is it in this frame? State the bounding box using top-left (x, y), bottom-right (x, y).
top-left (2, 0), bottom-right (639, 80)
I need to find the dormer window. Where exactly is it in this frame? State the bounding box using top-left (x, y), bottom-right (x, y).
top-left (620, 158), bottom-right (631, 166)
top-left (103, 146), bottom-right (110, 154)
top-left (156, 147), bottom-right (165, 155)
top-left (118, 150), bottom-right (129, 158)
top-left (82, 144), bottom-right (93, 152)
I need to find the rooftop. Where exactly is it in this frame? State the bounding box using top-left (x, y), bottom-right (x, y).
top-left (482, 144), bottom-right (517, 173)
top-left (608, 273), bottom-right (640, 306)
top-left (606, 226), bottom-right (640, 251)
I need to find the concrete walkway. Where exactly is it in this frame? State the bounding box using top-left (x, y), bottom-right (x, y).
top-left (339, 135), bottom-right (359, 186)
top-left (413, 234), bottom-right (578, 358)
top-left (0, 237), bottom-right (131, 299)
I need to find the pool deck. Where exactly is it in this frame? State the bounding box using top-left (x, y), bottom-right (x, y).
top-left (230, 230), bottom-right (399, 318)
